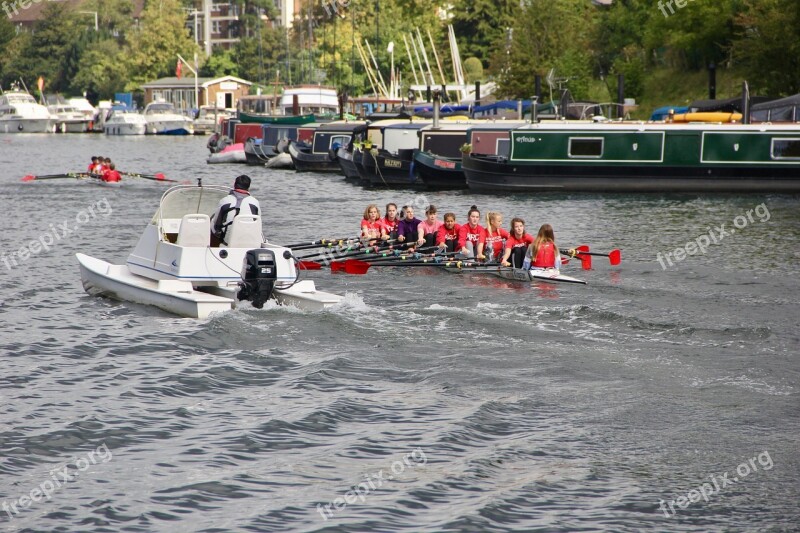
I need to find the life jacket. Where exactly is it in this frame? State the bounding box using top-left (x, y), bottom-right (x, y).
top-left (533, 241), bottom-right (557, 268)
top-left (213, 190), bottom-right (258, 243)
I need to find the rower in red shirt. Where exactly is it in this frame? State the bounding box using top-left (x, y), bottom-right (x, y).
top-left (380, 202), bottom-right (399, 241)
top-left (436, 212), bottom-right (461, 253)
top-left (501, 217), bottom-right (534, 267)
top-left (361, 204), bottom-right (383, 242)
top-left (524, 223), bottom-right (561, 271)
top-left (103, 163), bottom-right (122, 183)
top-left (478, 211), bottom-right (510, 262)
top-left (88, 156), bottom-right (98, 173)
top-left (457, 205), bottom-right (486, 259)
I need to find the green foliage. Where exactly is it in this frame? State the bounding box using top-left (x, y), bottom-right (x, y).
top-left (70, 39), bottom-right (129, 99)
top-left (450, 0), bottom-right (517, 67)
top-left (463, 57), bottom-right (483, 83)
top-left (731, 0), bottom-right (800, 96)
top-left (201, 48), bottom-right (240, 78)
top-left (124, 0), bottom-right (200, 89)
top-left (610, 48), bottom-right (646, 100)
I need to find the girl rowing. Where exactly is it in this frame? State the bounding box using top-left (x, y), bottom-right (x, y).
top-left (436, 212), bottom-right (460, 253)
top-left (380, 202), bottom-right (399, 241)
top-left (361, 204), bottom-right (383, 243)
top-left (478, 211), bottom-right (509, 262)
top-left (397, 205), bottom-right (424, 247)
top-left (523, 223), bottom-right (561, 271)
top-left (501, 217), bottom-right (534, 267)
top-left (457, 205), bottom-right (486, 259)
top-left (418, 205), bottom-right (443, 248)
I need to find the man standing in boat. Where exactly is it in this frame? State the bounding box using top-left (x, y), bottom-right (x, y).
top-left (211, 175), bottom-right (261, 246)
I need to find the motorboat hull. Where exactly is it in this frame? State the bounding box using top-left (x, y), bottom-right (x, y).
top-left (1, 118), bottom-right (53, 133)
top-left (105, 123), bottom-right (147, 135)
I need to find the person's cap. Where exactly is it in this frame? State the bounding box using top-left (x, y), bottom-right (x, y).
top-left (234, 175), bottom-right (251, 190)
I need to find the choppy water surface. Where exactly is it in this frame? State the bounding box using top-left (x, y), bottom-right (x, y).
top-left (1, 134), bottom-right (798, 532)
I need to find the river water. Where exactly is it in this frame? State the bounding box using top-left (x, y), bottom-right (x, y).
top-left (1, 133), bottom-right (798, 532)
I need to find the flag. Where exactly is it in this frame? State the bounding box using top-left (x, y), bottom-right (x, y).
top-left (176, 60), bottom-right (182, 79)
top-left (37, 76), bottom-right (44, 92)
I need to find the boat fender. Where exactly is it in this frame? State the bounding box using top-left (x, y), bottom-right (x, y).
top-left (237, 249), bottom-right (278, 309)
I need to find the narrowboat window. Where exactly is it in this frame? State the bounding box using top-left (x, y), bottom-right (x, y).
top-left (772, 139), bottom-right (800, 160)
top-left (330, 135), bottom-right (350, 149)
top-left (568, 137), bottom-right (603, 158)
top-left (496, 138), bottom-right (510, 157)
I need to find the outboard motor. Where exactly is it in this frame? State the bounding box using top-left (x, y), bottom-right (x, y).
top-left (237, 249), bottom-right (277, 309)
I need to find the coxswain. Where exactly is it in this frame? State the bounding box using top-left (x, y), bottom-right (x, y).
top-left (396, 205), bottom-right (423, 247)
top-left (436, 212), bottom-right (461, 253)
top-left (479, 211), bottom-right (509, 262)
top-left (456, 205), bottom-right (486, 259)
top-left (501, 217), bottom-right (534, 267)
top-left (418, 205), bottom-right (443, 248)
top-left (524, 223), bottom-right (561, 271)
top-left (380, 202), bottom-right (399, 241)
top-left (361, 204), bottom-right (383, 242)
top-left (103, 163), bottom-right (122, 183)
top-left (210, 175), bottom-right (261, 246)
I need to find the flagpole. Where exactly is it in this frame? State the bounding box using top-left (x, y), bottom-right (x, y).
top-left (177, 53), bottom-right (199, 112)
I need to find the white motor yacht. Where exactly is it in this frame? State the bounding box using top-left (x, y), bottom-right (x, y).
top-left (143, 101), bottom-right (194, 135)
top-left (194, 106), bottom-right (233, 134)
top-left (104, 108), bottom-right (147, 135)
top-left (0, 82), bottom-right (53, 133)
top-left (77, 185), bottom-right (342, 318)
top-left (48, 104), bottom-right (91, 133)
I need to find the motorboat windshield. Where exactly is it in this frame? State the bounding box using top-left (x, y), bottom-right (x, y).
top-left (146, 103), bottom-right (177, 115)
top-left (152, 186), bottom-right (228, 224)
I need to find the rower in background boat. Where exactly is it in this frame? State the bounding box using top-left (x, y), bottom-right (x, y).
top-left (361, 204), bottom-right (383, 243)
top-left (210, 175), bottom-right (260, 247)
top-left (523, 224), bottom-right (561, 272)
top-left (418, 205), bottom-right (444, 248)
top-left (380, 203), bottom-right (399, 241)
top-left (436, 213), bottom-right (461, 253)
top-left (501, 218), bottom-right (535, 268)
top-left (457, 206), bottom-right (486, 259)
top-left (396, 206), bottom-right (424, 247)
top-left (479, 211), bottom-right (510, 263)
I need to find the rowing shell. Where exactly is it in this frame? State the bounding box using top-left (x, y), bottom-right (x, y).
top-left (495, 267), bottom-right (586, 285)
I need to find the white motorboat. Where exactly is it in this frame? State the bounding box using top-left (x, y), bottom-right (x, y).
top-left (104, 109), bottom-right (147, 135)
top-left (143, 101), bottom-right (194, 135)
top-left (77, 185), bottom-right (342, 318)
top-left (0, 82), bottom-right (53, 133)
top-left (194, 105), bottom-right (233, 134)
top-left (48, 104), bottom-right (91, 133)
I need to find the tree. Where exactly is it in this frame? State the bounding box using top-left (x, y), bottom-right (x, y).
top-left (732, 0), bottom-right (800, 96)
top-left (495, 0), bottom-right (596, 100)
top-left (124, 0), bottom-right (200, 90)
top-left (450, 0), bottom-right (517, 67)
top-left (200, 48), bottom-right (240, 78)
top-left (463, 57), bottom-right (483, 83)
top-left (70, 39), bottom-right (129, 99)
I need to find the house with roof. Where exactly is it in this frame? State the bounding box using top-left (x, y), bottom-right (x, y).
top-left (140, 75), bottom-right (252, 111)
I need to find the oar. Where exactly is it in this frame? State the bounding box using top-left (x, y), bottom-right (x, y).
top-left (21, 172), bottom-right (91, 181)
top-left (342, 258), bottom-right (470, 275)
top-left (296, 261), bottom-right (322, 270)
top-left (287, 237), bottom-right (361, 250)
top-left (122, 172), bottom-right (181, 183)
top-left (562, 246), bottom-right (621, 266)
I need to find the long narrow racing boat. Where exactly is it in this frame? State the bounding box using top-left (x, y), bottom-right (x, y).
top-left (77, 185), bottom-right (342, 318)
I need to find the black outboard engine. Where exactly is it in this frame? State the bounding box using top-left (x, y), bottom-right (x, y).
top-left (237, 249), bottom-right (277, 309)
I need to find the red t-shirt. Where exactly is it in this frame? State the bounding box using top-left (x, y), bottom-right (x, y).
top-left (361, 219), bottom-right (382, 239)
top-left (436, 223), bottom-right (461, 245)
top-left (504, 233), bottom-right (534, 250)
top-left (104, 170), bottom-right (122, 183)
top-left (457, 224), bottom-right (486, 249)
top-left (380, 217), bottom-right (399, 235)
top-left (483, 228), bottom-right (510, 258)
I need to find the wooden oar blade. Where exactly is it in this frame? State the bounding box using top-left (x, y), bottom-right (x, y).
top-left (608, 249), bottom-right (622, 265)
